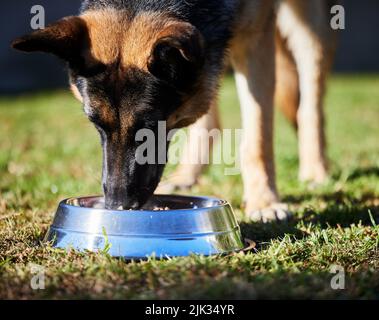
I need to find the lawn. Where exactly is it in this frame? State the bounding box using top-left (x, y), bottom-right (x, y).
top-left (0, 74), bottom-right (378, 299)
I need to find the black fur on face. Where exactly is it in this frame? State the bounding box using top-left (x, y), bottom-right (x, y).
top-left (71, 64), bottom-right (188, 209)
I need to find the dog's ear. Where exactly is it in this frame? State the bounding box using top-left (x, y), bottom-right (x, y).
top-left (148, 22), bottom-right (205, 89)
top-left (11, 16), bottom-right (93, 73)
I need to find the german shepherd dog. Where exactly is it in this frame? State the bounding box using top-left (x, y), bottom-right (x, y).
top-left (12, 0), bottom-right (337, 222)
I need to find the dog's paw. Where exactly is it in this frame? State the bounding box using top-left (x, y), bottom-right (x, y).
top-left (299, 163), bottom-right (328, 184)
top-left (247, 203), bottom-right (292, 223)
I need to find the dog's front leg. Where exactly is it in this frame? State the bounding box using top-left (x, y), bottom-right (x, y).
top-left (231, 18), bottom-right (289, 222)
top-left (157, 100), bottom-right (220, 193)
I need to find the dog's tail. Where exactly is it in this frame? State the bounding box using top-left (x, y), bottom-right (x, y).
top-left (275, 29), bottom-right (299, 130)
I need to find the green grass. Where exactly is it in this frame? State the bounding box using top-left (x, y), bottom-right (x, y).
top-left (0, 74), bottom-right (378, 299)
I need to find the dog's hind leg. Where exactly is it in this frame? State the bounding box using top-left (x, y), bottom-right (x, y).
top-left (231, 9), bottom-right (290, 222)
top-left (277, 0), bottom-right (337, 183)
top-left (275, 29), bottom-right (299, 130)
top-left (156, 100), bottom-right (221, 193)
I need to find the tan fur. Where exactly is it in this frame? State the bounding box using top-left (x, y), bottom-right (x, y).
top-left (167, 72), bottom-right (219, 130)
top-left (230, 1), bottom-right (284, 218)
top-left (77, 9), bottom-right (212, 132)
top-left (275, 30), bottom-right (299, 129)
top-left (81, 10), bottom-right (179, 70)
top-left (277, 0), bottom-right (337, 183)
top-left (76, 10), bottom-right (211, 138)
top-left (80, 10), bottom-right (122, 65)
top-left (157, 99), bottom-right (221, 193)
top-left (70, 83), bottom-right (83, 103)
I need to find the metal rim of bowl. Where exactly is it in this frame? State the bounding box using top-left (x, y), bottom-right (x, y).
top-left (63, 194), bottom-right (228, 212)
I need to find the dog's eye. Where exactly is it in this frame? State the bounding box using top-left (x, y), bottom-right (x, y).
top-left (87, 112), bottom-right (113, 134)
top-left (87, 112), bottom-right (104, 128)
top-left (87, 112), bottom-right (100, 123)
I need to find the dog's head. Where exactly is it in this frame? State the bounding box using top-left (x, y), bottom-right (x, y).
top-left (12, 10), bottom-right (211, 209)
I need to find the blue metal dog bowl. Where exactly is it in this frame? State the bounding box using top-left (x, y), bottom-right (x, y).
top-left (44, 195), bottom-right (245, 259)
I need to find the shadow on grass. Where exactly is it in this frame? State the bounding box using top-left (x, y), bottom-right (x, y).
top-left (161, 269), bottom-right (379, 300)
top-left (346, 166), bottom-right (379, 181)
top-left (240, 220), bottom-right (302, 245)
top-left (282, 190), bottom-right (378, 206)
top-left (241, 190), bottom-right (379, 245)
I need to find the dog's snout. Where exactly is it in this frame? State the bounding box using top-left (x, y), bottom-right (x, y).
top-left (100, 125), bottom-right (167, 211)
top-left (104, 185), bottom-right (141, 210)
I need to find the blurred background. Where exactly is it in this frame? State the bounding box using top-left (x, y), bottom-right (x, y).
top-left (1, 0), bottom-right (379, 94)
